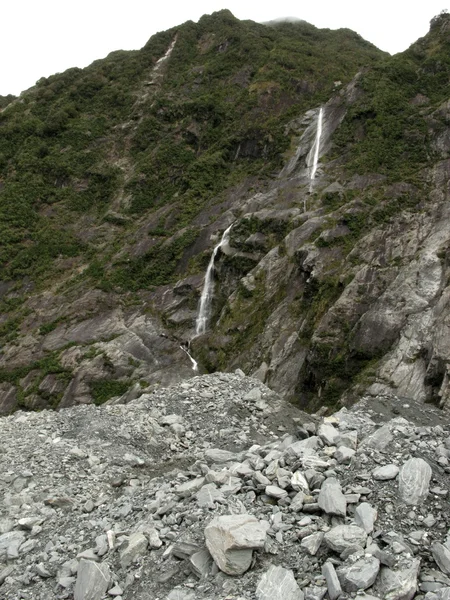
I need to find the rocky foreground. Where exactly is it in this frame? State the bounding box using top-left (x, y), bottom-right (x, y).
top-left (0, 372), bottom-right (450, 600)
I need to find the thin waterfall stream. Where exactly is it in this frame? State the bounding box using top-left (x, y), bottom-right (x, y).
top-left (180, 224), bottom-right (233, 372)
top-left (195, 224), bottom-right (233, 337)
top-left (308, 107), bottom-right (323, 193)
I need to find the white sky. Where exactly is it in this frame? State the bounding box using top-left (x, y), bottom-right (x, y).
top-left (2, 1), bottom-right (449, 97)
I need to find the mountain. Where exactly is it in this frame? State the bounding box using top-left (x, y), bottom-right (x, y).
top-left (1, 10), bottom-right (450, 414)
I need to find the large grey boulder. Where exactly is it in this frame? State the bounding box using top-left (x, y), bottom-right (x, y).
top-left (318, 477), bottom-right (346, 517)
top-left (337, 555), bottom-right (380, 592)
top-left (204, 514), bottom-right (267, 575)
top-left (398, 458), bottom-right (432, 505)
top-left (373, 558), bottom-right (420, 600)
top-left (324, 525), bottom-right (367, 554)
top-left (256, 564), bottom-right (304, 600)
top-left (74, 559), bottom-right (110, 600)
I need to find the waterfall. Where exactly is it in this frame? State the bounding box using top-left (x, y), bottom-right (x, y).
top-left (308, 107), bottom-right (324, 193)
top-left (180, 345), bottom-right (198, 372)
top-left (195, 224), bottom-right (233, 337)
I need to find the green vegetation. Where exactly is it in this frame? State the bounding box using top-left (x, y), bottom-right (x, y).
top-left (90, 379), bottom-right (130, 405)
top-left (332, 11), bottom-right (450, 180)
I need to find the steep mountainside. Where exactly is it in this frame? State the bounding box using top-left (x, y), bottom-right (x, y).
top-left (1, 10), bottom-right (450, 414)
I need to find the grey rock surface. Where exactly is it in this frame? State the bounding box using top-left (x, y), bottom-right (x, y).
top-left (372, 464), bottom-right (400, 480)
top-left (318, 477), bottom-right (346, 517)
top-left (204, 514), bottom-right (267, 575)
top-left (398, 457), bottom-right (432, 505)
top-left (256, 564), bottom-right (305, 600)
top-left (74, 559), bottom-right (111, 600)
top-left (324, 525), bottom-right (368, 554)
top-left (322, 561), bottom-right (342, 600)
top-left (337, 555), bottom-right (380, 592)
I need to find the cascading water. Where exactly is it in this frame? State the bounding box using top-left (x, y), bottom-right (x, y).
top-left (308, 107), bottom-right (324, 193)
top-left (195, 224), bottom-right (233, 337)
top-left (180, 345), bottom-right (198, 372)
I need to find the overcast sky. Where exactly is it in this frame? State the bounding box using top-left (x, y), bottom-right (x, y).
top-left (2, 1), bottom-right (449, 96)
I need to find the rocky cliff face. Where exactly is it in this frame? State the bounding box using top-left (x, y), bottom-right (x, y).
top-left (1, 11), bottom-right (450, 414)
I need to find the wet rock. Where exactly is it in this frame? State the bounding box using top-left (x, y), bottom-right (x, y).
top-left (74, 559), bottom-right (111, 600)
top-left (256, 564), bottom-right (305, 600)
top-left (204, 514), bottom-right (267, 575)
top-left (398, 458), bottom-right (432, 505)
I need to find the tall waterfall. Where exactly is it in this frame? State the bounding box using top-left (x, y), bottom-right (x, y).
top-left (195, 224), bottom-right (233, 337)
top-left (308, 107), bottom-right (324, 192)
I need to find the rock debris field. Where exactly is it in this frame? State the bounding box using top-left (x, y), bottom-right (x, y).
top-left (0, 372), bottom-right (450, 600)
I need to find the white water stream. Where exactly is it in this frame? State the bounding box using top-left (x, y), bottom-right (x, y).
top-left (180, 345), bottom-right (198, 372)
top-left (195, 224), bottom-right (233, 337)
top-left (308, 107), bottom-right (324, 192)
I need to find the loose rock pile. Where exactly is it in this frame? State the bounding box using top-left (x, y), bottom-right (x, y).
top-left (0, 372), bottom-right (449, 600)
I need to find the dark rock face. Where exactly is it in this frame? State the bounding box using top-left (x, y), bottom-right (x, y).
top-left (2, 11), bottom-right (450, 419)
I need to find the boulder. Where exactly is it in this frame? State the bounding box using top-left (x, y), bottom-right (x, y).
top-left (398, 458), bottom-right (432, 505)
top-left (204, 514), bottom-right (267, 575)
top-left (256, 564), bottom-right (305, 600)
top-left (74, 559), bottom-right (110, 600)
top-left (318, 477), bottom-right (346, 517)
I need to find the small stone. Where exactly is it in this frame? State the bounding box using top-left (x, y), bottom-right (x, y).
top-left (256, 564), bottom-right (305, 600)
top-left (175, 477), bottom-right (205, 498)
top-left (148, 528), bottom-right (162, 549)
top-left (301, 532), bottom-right (324, 556)
top-left (265, 485), bottom-right (288, 500)
top-left (205, 448), bottom-right (237, 463)
top-left (35, 563), bottom-right (53, 578)
top-left (108, 584), bottom-right (124, 596)
top-left (372, 464), bottom-right (400, 480)
top-left (335, 446), bottom-right (356, 464)
top-left (84, 499), bottom-right (95, 513)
